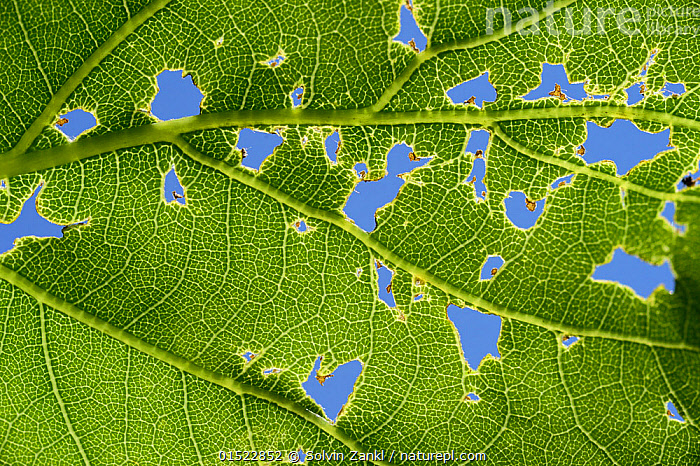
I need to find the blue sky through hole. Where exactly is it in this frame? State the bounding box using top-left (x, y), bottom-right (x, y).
top-left (393, 4), bottom-right (427, 51)
top-left (464, 131), bottom-right (491, 199)
top-left (662, 82), bottom-right (686, 96)
top-left (625, 83), bottom-right (645, 105)
top-left (55, 108), bottom-right (97, 139)
top-left (582, 120), bottom-right (671, 175)
top-left (522, 64), bottom-right (587, 101)
top-left (236, 128), bottom-right (284, 170)
top-left (151, 70), bottom-right (203, 120)
top-left (592, 248), bottom-right (675, 299)
top-left (446, 304), bottom-right (501, 371)
top-left (551, 174), bottom-right (575, 188)
top-left (291, 87), bottom-right (303, 107)
top-left (562, 336), bottom-right (579, 348)
top-left (164, 167), bottom-right (186, 205)
top-left (465, 130), bottom-right (490, 154)
top-left (353, 162), bottom-right (368, 179)
top-left (266, 54), bottom-right (285, 67)
top-left (343, 144), bottom-right (430, 232)
top-left (504, 192), bottom-right (545, 229)
top-left (667, 401), bottom-right (685, 422)
top-left (626, 82), bottom-right (685, 106)
top-left (324, 131), bottom-right (340, 163)
top-left (660, 202), bottom-right (686, 233)
top-left (375, 262), bottom-right (396, 307)
top-left (0, 186), bottom-right (66, 254)
top-left (1, 57), bottom-right (683, 410)
top-left (302, 357), bottom-right (362, 421)
top-left (447, 73), bottom-right (497, 108)
top-left (294, 220), bottom-right (308, 232)
top-left (480, 256), bottom-right (504, 280)
top-left (467, 158), bottom-right (487, 200)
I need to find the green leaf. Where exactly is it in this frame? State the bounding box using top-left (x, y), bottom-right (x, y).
top-left (1, 0), bottom-right (699, 463)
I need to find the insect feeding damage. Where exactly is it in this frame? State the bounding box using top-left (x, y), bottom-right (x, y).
top-left (549, 83), bottom-right (566, 101)
top-left (525, 198), bottom-right (537, 212)
top-left (315, 372), bottom-right (334, 386)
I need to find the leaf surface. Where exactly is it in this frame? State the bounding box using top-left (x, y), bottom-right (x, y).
top-left (1, 0), bottom-right (699, 464)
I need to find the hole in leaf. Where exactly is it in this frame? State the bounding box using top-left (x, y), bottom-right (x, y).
top-left (263, 368), bottom-right (282, 375)
top-left (464, 392), bottom-right (480, 402)
top-left (551, 174), bottom-right (574, 189)
top-left (265, 53), bottom-right (285, 68)
top-left (640, 50), bottom-right (658, 77)
top-left (164, 166), bottom-right (186, 205)
top-left (343, 144), bottom-right (430, 232)
top-left (375, 260), bottom-right (396, 307)
top-left (592, 248), bottom-right (675, 299)
top-left (55, 109), bottom-right (97, 140)
top-left (666, 401), bottom-right (685, 422)
top-left (0, 185), bottom-right (85, 254)
top-left (353, 162), bottom-right (368, 180)
top-left (447, 304), bottom-right (501, 371)
top-left (151, 70), bottom-right (203, 120)
top-left (504, 192), bottom-right (545, 229)
top-left (562, 335), bottom-right (579, 348)
top-left (582, 120), bottom-right (672, 175)
top-left (214, 35), bottom-right (224, 47)
top-left (291, 86), bottom-right (303, 107)
top-left (625, 82), bottom-right (645, 105)
top-left (413, 293), bottom-right (423, 302)
top-left (660, 201), bottom-right (686, 233)
top-left (393, 3), bottom-right (427, 52)
top-left (625, 52), bottom-right (674, 105)
top-left (678, 160), bottom-right (700, 191)
top-left (236, 128), bottom-right (284, 170)
top-left (447, 73), bottom-right (498, 108)
top-left (242, 351), bottom-right (255, 362)
top-left (522, 64), bottom-right (588, 102)
top-left (302, 357), bottom-right (363, 422)
top-left (293, 220), bottom-right (308, 232)
top-left (661, 82), bottom-right (686, 97)
top-left (324, 131), bottom-right (340, 163)
top-left (465, 157), bottom-right (487, 200)
top-left (480, 255), bottom-right (504, 280)
top-left (465, 129), bottom-right (491, 155)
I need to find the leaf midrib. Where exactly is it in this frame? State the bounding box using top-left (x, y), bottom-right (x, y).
top-left (2, 0), bottom-right (697, 459)
top-left (2, 0), bottom-right (698, 454)
top-left (8, 0), bottom-right (174, 158)
top-left (6, 0), bottom-right (576, 160)
top-left (0, 126), bottom-right (695, 465)
top-left (2, 105), bottom-right (698, 206)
